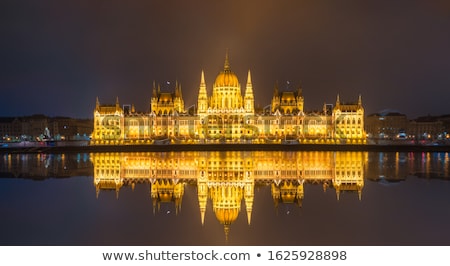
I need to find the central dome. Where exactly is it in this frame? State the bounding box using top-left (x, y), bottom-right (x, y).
top-left (214, 53), bottom-right (240, 88)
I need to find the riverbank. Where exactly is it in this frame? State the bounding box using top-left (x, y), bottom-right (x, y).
top-left (1, 143), bottom-right (450, 154)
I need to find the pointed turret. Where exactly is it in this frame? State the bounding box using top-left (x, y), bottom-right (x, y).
top-left (271, 82), bottom-right (281, 113)
top-left (323, 182), bottom-right (329, 192)
top-left (246, 206), bottom-right (252, 225)
top-left (273, 82), bottom-right (280, 97)
top-left (296, 182), bottom-right (304, 208)
top-left (201, 69), bottom-right (206, 86)
top-left (296, 85), bottom-right (303, 97)
top-left (244, 178), bottom-right (254, 225)
top-left (150, 82), bottom-right (158, 114)
top-left (296, 85), bottom-right (304, 113)
top-left (152, 200), bottom-right (157, 215)
top-left (244, 70), bottom-right (254, 114)
top-left (245, 70), bottom-right (253, 95)
top-left (178, 84), bottom-right (183, 98)
top-left (175, 80), bottom-right (180, 97)
top-left (197, 70), bottom-right (208, 115)
top-left (115, 96), bottom-right (120, 111)
top-left (95, 97), bottom-right (100, 111)
top-left (335, 94), bottom-right (341, 109)
top-left (197, 171), bottom-right (208, 226)
top-left (246, 69), bottom-right (252, 86)
top-left (152, 81), bottom-right (157, 97)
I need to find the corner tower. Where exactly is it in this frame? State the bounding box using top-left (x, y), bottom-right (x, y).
top-left (197, 70), bottom-right (208, 116)
top-left (244, 70), bottom-right (255, 115)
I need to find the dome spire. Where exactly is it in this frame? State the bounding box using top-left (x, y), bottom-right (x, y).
top-left (224, 49), bottom-right (230, 70)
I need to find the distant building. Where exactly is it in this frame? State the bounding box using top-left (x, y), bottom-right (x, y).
top-left (408, 115), bottom-right (445, 140)
top-left (0, 117), bottom-right (21, 140)
top-left (0, 115), bottom-right (93, 141)
top-left (51, 117), bottom-right (93, 140)
top-left (365, 112), bottom-right (408, 139)
top-left (92, 53), bottom-right (366, 145)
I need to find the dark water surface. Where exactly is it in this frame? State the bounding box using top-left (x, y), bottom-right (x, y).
top-left (1, 151), bottom-right (449, 245)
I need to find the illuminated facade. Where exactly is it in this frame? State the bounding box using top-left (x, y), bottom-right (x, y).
top-left (91, 151), bottom-right (367, 239)
top-left (92, 54), bottom-right (366, 144)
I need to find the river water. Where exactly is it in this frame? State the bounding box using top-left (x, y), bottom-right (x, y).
top-left (1, 151), bottom-right (449, 245)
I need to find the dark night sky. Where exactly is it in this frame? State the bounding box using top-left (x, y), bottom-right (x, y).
top-left (1, 0), bottom-right (450, 119)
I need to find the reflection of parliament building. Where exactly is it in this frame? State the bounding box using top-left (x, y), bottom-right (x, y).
top-left (91, 151), bottom-right (367, 239)
top-left (91, 53), bottom-right (366, 144)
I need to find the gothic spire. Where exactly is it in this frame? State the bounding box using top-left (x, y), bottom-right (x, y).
top-left (95, 97), bottom-right (100, 110)
top-left (273, 82), bottom-right (280, 97)
top-left (297, 85), bottom-right (303, 97)
top-left (175, 80), bottom-right (180, 97)
top-left (201, 70), bottom-right (206, 86)
top-left (152, 81), bottom-right (157, 97)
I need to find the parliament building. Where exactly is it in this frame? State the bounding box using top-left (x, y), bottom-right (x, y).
top-left (91, 54), bottom-right (366, 144)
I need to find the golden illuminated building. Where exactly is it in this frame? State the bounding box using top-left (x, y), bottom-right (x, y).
top-left (333, 151), bottom-right (365, 200)
top-left (333, 94), bottom-right (366, 142)
top-left (271, 83), bottom-right (304, 114)
top-left (91, 151), bottom-right (367, 239)
top-left (91, 53), bottom-right (366, 144)
top-left (91, 152), bottom-right (123, 199)
top-left (151, 81), bottom-right (185, 116)
top-left (93, 97), bottom-right (125, 143)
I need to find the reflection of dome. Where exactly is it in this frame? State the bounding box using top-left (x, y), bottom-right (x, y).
top-left (214, 207), bottom-right (240, 241)
top-left (213, 53), bottom-right (240, 88)
top-left (214, 207), bottom-right (240, 225)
